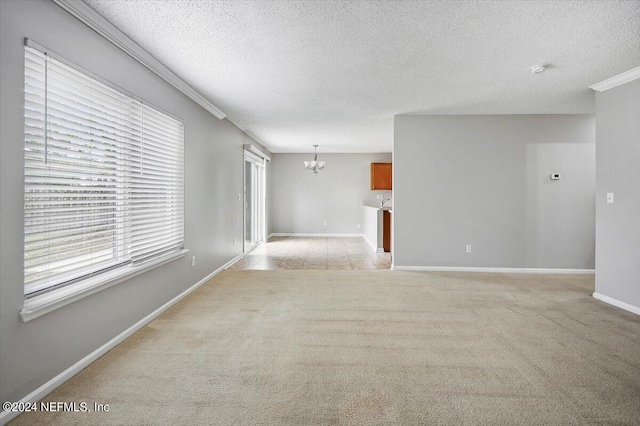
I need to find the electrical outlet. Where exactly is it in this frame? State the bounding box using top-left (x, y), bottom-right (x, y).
top-left (356, 224), bottom-right (361, 229)
top-left (323, 221), bottom-right (328, 227)
top-left (607, 193), bottom-right (614, 204)
top-left (237, 194), bottom-right (241, 202)
top-left (191, 256), bottom-right (196, 266)
top-left (233, 238), bottom-right (236, 246)
top-left (466, 245), bottom-right (472, 253)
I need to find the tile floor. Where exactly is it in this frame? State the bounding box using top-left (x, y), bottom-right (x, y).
top-left (229, 236), bottom-right (392, 270)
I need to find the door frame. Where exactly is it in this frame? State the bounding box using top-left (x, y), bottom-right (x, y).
top-left (243, 149), bottom-right (267, 253)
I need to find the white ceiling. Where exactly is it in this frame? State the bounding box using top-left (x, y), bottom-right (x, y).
top-left (83, 0), bottom-right (639, 153)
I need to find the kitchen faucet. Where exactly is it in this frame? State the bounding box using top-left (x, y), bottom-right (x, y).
top-left (381, 197), bottom-right (390, 207)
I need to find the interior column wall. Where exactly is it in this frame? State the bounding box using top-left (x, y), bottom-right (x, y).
top-left (594, 79), bottom-right (640, 311)
top-left (393, 115), bottom-right (596, 270)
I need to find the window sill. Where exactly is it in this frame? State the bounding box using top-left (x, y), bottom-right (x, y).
top-left (20, 249), bottom-right (189, 322)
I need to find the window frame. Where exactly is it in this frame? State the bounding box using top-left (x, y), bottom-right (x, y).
top-left (20, 38), bottom-right (188, 322)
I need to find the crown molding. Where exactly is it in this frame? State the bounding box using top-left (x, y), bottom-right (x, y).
top-left (51, 0), bottom-right (226, 120)
top-left (589, 66), bottom-right (640, 92)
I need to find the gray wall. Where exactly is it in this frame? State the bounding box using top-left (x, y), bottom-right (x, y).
top-left (394, 115), bottom-right (595, 269)
top-left (595, 79), bottom-right (640, 309)
top-left (270, 153), bottom-right (392, 234)
top-left (0, 0), bottom-right (270, 405)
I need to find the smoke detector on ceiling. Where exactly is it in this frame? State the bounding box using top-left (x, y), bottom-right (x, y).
top-left (530, 64), bottom-right (548, 73)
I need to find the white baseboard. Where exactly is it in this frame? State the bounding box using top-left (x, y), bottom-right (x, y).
top-left (0, 253), bottom-right (244, 426)
top-left (270, 233), bottom-right (363, 238)
top-left (593, 292), bottom-right (640, 315)
top-left (391, 265), bottom-right (595, 274)
top-left (267, 233), bottom-right (274, 240)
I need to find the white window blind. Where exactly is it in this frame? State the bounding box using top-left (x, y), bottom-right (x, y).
top-left (24, 44), bottom-right (184, 298)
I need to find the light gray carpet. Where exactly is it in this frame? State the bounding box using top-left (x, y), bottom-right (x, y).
top-left (12, 270), bottom-right (640, 425)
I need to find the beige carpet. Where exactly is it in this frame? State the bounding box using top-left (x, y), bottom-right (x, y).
top-left (12, 270), bottom-right (640, 425)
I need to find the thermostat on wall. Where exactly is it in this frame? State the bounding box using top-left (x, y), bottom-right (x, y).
top-left (550, 173), bottom-right (563, 180)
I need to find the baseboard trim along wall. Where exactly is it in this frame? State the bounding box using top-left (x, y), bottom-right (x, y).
top-left (0, 252), bottom-right (244, 426)
top-left (269, 233), bottom-right (363, 238)
top-left (392, 266), bottom-right (595, 274)
top-left (593, 292), bottom-right (640, 316)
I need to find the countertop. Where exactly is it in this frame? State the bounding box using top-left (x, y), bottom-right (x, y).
top-left (363, 201), bottom-right (393, 211)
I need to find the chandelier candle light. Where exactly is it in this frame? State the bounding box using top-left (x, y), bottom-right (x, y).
top-left (304, 144), bottom-right (326, 175)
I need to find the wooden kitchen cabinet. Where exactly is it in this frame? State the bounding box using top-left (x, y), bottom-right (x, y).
top-left (371, 163), bottom-right (392, 190)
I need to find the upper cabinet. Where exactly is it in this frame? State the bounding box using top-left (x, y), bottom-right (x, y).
top-left (371, 163), bottom-right (392, 190)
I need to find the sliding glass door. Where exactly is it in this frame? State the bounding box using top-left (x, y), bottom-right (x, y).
top-left (244, 151), bottom-right (265, 252)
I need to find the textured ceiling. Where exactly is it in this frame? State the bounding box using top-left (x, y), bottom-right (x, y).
top-left (83, 0), bottom-right (639, 153)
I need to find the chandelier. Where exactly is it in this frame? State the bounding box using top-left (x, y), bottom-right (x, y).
top-left (303, 145), bottom-right (325, 175)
